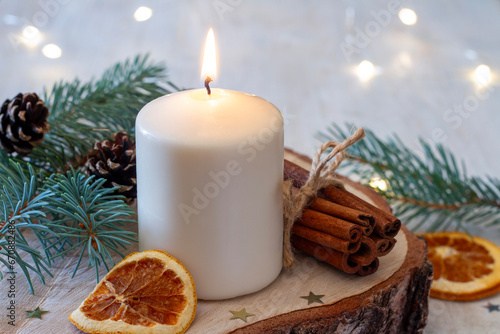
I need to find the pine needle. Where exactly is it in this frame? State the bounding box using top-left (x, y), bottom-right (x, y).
top-left (17, 54), bottom-right (179, 173)
top-left (319, 123), bottom-right (500, 232)
top-left (0, 54), bottom-right (174, 293)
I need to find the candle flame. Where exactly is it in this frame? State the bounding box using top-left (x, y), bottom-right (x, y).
top-left (201, 28), bottom-right (217, 81)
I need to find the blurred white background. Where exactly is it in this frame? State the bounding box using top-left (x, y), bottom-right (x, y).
top-left (1, 0), bottom-right (499, 178)
top-left (1, 1), bottom-right (500, 333)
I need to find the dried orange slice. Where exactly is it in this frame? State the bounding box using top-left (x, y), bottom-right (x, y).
top-left (421, 231), bottom-right (500, 301)
top-left (69, 249), bottom-right (196, 334)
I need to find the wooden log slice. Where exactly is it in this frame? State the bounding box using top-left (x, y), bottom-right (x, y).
top-left (225, 149), bottom-right (433, 334)
top-left (6, 149), bottom-right (431, 334)
top-left (230, 227), bottom-right (432, 334)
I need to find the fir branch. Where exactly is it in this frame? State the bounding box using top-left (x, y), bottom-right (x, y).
top-left (18, 54), bottom-right (179, 173)
top-left (0, 161), bottom-right (53, 293)
top-left (0, 55), bottom-right (177, 293)
top-left (319, 123), bottom-right (500, 232)
top-left (41, 170), bottom-right (136, 282)
top-left (0, 160), bottom-right (137, 292)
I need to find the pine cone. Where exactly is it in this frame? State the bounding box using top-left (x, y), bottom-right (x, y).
top-left (85, 132), bottom-right (136, 203)
top-left (0, 93), bottom-right (50, 154)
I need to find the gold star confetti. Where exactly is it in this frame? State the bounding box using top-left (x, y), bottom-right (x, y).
top-left (300, 291), bottom-right (325, 305)
top-left (26, 306), bottom-right (49, 319)
top-left (484, 302), bottom-right (500, 313)
top-left (229, 308), bottom-right (255, 322)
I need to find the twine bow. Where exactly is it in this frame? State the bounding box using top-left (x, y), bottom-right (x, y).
top-left (282, 128), bottom-right (365, 268)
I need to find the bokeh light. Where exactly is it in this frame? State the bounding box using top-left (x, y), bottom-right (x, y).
top-left (399, 8), bottom-right (417, 25)
top-left (134, 7), bottom-right (153, 22)
top-left (42, 44), bottom-right (62, 59)
top-left (473, 65), bottom-right (492, 86)
top-left (369, 178), bottom-right (388, 191)
top-left (22, 25), bottom-right (41, 46)
top-left (356, 60), bottom-right (376, 82)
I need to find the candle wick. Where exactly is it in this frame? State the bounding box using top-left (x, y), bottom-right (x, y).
top-left (204, 76), bottom-right (213, 95)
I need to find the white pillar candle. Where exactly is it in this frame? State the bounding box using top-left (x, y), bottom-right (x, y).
top-left (135, 87), bottom-right (284, 299)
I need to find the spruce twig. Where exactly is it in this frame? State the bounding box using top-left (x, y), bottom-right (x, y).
top-left (319, 123), bottom-right (500, 232)
top-left (0, 161), bottom-right (137, 292)
top-left (18, 54), bottom-right (179, 173)
top-left (0, 161), bottom-right (53, 294)
top-left (0, 55), bottom-right (174, 292)
top-left (41, 170), bottom-right (135, 282)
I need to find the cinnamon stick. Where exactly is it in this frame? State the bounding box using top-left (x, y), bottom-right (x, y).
top-left (285, 157), bottom-right (400, 276)
top-left (299, 209), bottom-right (362, 242)
top-left (309, 197), bottom-right (374, 235)
top-left (376, 237), bottom-right (397, 257)
top-left (348, 236), bottom-right (377, 266)
top-left (292, 236), bottom-right (362, 274)
top-left (284, 159), bottom-right (310, 189)
top-left (356, 258), bottom-right (380, 276)
top-left (292, 224), bottom-right (361, 254)
top-left (323, 186), bottom-right (401, 238)
top-left (284, 158), bottom-right (400, 238)
top-left (370, 234), bottom-right (390, 256)
top-left (290, 185), bottom-right (373, 236)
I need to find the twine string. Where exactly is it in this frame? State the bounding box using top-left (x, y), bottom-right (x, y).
top-left (282, 128), bottom-right (365, 268)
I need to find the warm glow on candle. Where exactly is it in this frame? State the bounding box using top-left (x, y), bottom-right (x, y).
top-left (201, 28), bottom-right (217, 81)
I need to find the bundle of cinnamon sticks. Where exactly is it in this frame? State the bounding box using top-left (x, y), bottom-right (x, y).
top-left (284, 159), bottom-right (401, 276)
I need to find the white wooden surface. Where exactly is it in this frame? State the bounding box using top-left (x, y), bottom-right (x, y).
top-left (1, 1), bottom-right (500, 333)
